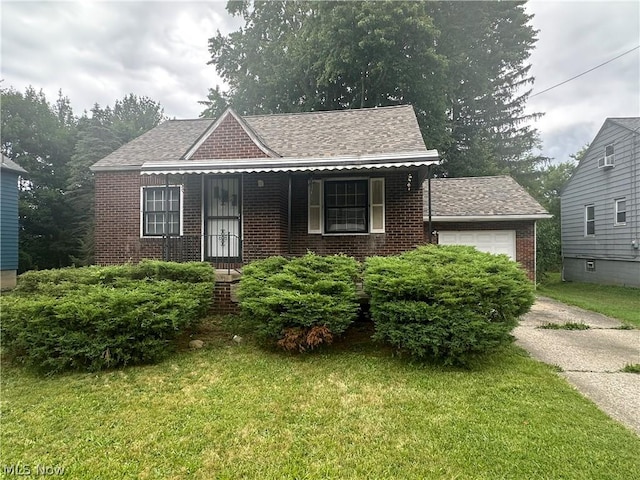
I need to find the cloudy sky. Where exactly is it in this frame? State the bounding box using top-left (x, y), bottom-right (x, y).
top-left (1, 1), bottom-right (639, 164)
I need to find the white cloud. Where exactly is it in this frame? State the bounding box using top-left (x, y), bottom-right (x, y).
top-left (0, 1), bottom-right (240, 118)
top-left (525, 0), bottom-right (640, 162)
top-left (1, 0), bottom-right (638, 164)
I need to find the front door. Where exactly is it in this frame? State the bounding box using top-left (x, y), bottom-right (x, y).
top-left (204, 176), bottom-right (241, 262)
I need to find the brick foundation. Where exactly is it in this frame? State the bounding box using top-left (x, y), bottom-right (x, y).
top-left (212, 271), bottom-right (242, 315)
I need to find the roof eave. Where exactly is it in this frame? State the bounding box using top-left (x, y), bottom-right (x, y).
top-left (425, 214), bottom-right (553, 222)
top-left (90, 164), bottom-right (143, 172)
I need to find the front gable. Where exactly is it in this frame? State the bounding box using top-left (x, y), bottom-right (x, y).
top-left (185, 109), bottom-right (278, 161)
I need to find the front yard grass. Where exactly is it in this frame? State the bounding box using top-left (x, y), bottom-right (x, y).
top-left (2, 324), bottom-right (639, 479)
top-left (538, 273), bottom-right (640, 327)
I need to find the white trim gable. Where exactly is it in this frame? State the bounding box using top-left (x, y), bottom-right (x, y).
top-left (182, 108), bottom-right (280, 161)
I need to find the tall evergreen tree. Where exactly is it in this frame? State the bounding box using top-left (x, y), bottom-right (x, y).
top-left (1, 87), bottom-right (165, 269)
top-left (426, 1), bottom-right (543, 179)
top-left (67, 95), bottom-right (165, 264)
top-left (203, 0), bottom-right (542, 178)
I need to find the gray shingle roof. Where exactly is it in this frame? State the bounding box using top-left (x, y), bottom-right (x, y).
top-left (243, 105), bottom-right (426, 158)
top-left (424, 175), bottom-right (550, 218)
top-left (91, 119), bottom-right (213, 170)
top-left (608, 117), bottom-right (640, 133)
top-left (1, 155), bottom-right (27, 174)
top-left (91, 105), bottom-right (428, 170)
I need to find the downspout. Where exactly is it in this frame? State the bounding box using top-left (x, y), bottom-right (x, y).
top-left (288, 174), bottom-right (292, 255)
top-left (427, 165), bottom-right (433, 244)
top-left (534, 220), bottom-right (538, 287)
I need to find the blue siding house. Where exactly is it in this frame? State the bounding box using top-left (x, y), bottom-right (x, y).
top-left (1, 155), bottom-right (26, 289)
top-left (560, 118), bottom-right (640, 287)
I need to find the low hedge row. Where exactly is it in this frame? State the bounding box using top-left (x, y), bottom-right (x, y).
top-left (3, 248), bottom-right (535, 372)
top-left (237, 246), bottom-right (534, 364)
top-left (1, 261), bottom-right (215, 373)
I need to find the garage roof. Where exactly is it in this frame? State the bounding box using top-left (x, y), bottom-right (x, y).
top-left (424, 175), bottom-right (551, 221)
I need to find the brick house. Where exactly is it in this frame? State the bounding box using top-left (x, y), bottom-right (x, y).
top-left (91, 105), bottom-right (438, 270)
top-left (91, 105), bottom-right (548, 289)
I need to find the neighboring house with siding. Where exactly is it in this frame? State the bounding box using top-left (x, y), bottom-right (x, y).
top-left (1, 155), bottom-right (26, 289)
top-left (561, 117), bottom-right (640, 287)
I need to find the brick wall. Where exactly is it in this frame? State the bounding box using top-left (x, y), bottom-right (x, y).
top-left (242, 173), bottom-right (289, 261)
top-left (212, 279), bottom-right (241, 315)
top-left (190, 114), bottom-right (269, 160)
top-left (94, 172), bottom-right (202, 265)
top-left (428, 220), bottom-right (537, 281)
top-left (285, 171), bottom-right (424, 261)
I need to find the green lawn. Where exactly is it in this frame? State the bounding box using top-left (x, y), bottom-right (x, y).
top-left (538, 273), bottom-right (640, 327)
top-left (2, 324), bottom-right (639, 479)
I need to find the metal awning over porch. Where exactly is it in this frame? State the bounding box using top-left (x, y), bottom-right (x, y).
top-left (138, 150), bottom-right (440, 175)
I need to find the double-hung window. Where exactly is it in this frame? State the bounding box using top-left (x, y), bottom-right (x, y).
top-left (615, 198), bottom-right (626, 225)
top-left (141, 186), bottom-right (182, 236)
top-left (585, 204), bottom-right (595, 236)
top-left (308, 178), bottom-right (385, 234)
top-left (325, 180), bottom-right (368, 233)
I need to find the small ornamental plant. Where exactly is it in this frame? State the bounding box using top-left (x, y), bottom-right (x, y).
top-left (237, 252), bottom-right (360, 351)
top-left (364, 245), bottom-right (535, 365)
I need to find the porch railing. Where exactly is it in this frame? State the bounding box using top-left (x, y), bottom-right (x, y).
top-left (162, 234), bottom-right (242, 273)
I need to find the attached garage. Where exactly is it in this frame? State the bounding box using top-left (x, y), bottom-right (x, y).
top-left (423, 175), bottom-right (551, 282)
top-left (437, 230), bottom-right (516, 260)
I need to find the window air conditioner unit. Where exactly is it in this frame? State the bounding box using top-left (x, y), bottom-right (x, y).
top-left (598, 154), bottom-right (615, 168)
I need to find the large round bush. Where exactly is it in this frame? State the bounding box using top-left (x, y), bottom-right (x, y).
top-left (364, 245), bottom-right (534, 364)
top-left (237, 253), bottom-right (360, 351)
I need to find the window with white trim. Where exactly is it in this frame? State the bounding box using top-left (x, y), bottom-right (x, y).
top-left (585, 204), bottom-right (595, 236)
top-left (615, 198), bottom-right (626, 225)
top-left (605, 144), bottom-right (614, 158)
top-left (141, 186), bottom-right (181, 236)
top-left (308, 178), bottom-right (385, 234)
top-left (598, 144), bottom-right (615, 168)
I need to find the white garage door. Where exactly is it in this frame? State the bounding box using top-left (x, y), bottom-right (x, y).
top-left (438, 230), bottom-right (516, 260)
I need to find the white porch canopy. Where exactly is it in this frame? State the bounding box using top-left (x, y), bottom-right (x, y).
top-left (138, 150), bottom-right (440, 175)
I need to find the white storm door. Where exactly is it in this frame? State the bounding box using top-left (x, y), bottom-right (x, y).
top-left (205, 177), bottom-right (241, 260)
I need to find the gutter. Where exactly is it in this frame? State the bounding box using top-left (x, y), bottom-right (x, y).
top-left (424, 214), bottom-right (553, 222)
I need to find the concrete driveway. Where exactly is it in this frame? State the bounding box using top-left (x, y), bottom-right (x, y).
top-left (513, 296), bottom-right (640, 435)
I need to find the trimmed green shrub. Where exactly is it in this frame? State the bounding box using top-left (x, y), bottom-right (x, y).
top-left (237, 253), bottom-right (360, 351)
top-left (364, 245), bottom-right (535, 365)
top-left (1, 261), bottom-right (214, 373)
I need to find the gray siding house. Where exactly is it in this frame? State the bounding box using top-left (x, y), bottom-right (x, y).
top-left (1, 155), bottom-right (26, 290)
top-left (561, 118), bottom-right (640, 287)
